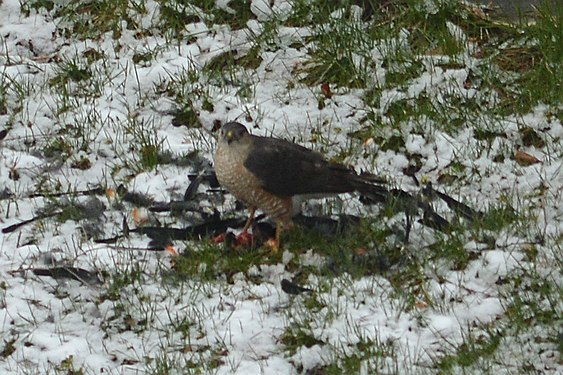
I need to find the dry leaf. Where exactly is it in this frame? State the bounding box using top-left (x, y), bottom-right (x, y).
top-left (321, 83), bottom-right (333, 98)
top-left (513, 150), bottom-right (541, 166)
top-left (415, 300), bottom-right (428, 309)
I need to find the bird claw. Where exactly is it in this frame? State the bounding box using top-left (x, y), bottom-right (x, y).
top-left (264, 238), bottom-right (279, 253)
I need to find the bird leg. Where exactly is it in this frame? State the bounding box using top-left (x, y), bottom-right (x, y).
top-left (242, 207), bottom-right (256, 233)
top-left (263, 222), bottom-right (281, 253)
top-left (267, 220), bottom-right (293, 253)
top-left (272, 221), bottom-right (282, 253)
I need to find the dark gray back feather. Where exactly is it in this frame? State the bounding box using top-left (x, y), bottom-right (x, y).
top-left (244, 136), bottom-right (365, 197)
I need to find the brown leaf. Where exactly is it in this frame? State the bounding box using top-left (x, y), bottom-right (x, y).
top-left (321, 83), bottom-right (332, 98)
top-left (513, 150), bottom-right (541, 166)
top-left (415, 300), bottom-right (428, 309)
top-left (353, 247), bottom-right (368, 256)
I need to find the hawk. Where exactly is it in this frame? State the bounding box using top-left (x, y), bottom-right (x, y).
top-left (213, 121), bottom-right (386, 250)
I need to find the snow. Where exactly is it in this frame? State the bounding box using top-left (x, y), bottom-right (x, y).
top-left (1, 0), bottom-right (561, 374)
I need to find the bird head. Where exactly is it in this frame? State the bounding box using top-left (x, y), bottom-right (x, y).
top-left (221, 122), bottom-right (249, 145)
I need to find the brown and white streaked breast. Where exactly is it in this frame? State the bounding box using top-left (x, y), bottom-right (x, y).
top-left (214, 137), bottom-right (293, 224)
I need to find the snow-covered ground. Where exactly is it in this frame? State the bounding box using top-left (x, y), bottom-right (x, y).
top-left (1, 0), bottom-right (561, 373)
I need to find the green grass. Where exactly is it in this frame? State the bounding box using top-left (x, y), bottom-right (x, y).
top-left (4, 0), bottom-right (561, 373)
top-left (436, 326), bottom-right (502, 373)
top-left (169, 241), bottom-right (273, 283)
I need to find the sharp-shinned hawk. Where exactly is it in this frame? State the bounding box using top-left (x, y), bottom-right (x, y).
top-left (213, 121), bottom-right (386, 250)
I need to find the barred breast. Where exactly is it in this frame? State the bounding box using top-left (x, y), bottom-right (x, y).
top-left (214, 141), bottom-right (293, 223)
